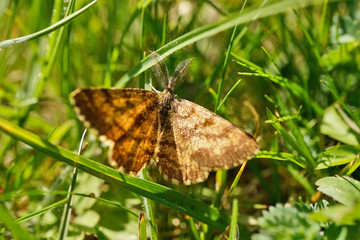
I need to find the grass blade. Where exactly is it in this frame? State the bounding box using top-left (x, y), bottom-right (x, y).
top-left (138, 212), bottom-right (147, 240)
top-left (266, 109), bottom-right (316, 168)
top-left (140, 170), bottom-right (157, 240)
top-left (216, 79), bottom-right (242, 112)
top-left (114, 0), bottom-right (325, 87)
top-left (286, 165), bottom-right (315, 196)
top-left (0, 117), bottom-right (230, 231)
top-left (229, 199), bottom-right (239, 240)
top-left (57, 129), bottom-right (87, 240)
top-left (16, 199), bottom-right (68, 224)
top-left (0, 203), bottom-right (37, 240)
top-left (0, 0), bottom-right (97, 49)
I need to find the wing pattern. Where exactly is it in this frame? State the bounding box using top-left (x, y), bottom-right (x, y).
top-left (72, 88), bottom-right (259, 184)
top-left (71, 88), bottom-right (159, 174)
top-left (155, 94), bottom-right (259, 184)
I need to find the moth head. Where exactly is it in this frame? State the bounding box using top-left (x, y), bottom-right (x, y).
top-left (150, 52), bottom-right (193, 92)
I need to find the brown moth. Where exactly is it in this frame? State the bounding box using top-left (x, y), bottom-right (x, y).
top-left (71, 53), bottom-right (259, 185)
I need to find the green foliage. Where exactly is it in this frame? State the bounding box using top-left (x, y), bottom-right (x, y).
top-left (316, 176), bottom-right (360, 205)
top-left (253, 201), bottom-right (360, 240)
top-left (138, 212), bottom-right (147, 240)
top-left (1, 0), bottom-right (360, 239)
top-left (252, 203), bottom-right (323, 240)
top-left (320, 105), bottom-right (360, 146)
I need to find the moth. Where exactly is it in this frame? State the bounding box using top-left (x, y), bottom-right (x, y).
top-left (71, 53), bottom-right (259, 184)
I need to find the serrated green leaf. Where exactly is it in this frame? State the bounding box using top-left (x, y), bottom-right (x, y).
top-left (316, 176), bottom-right (360, 205)
top-left (293, 200), bottom-right (329, 213)
top-left (252, 203), bottom-right (322, 240)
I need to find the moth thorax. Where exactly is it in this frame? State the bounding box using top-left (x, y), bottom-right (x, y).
top-left (159, 89), bottom-right (173, 118)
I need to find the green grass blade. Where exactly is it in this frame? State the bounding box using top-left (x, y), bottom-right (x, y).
top-left (215, 0), bottom-right (244, 113)
top-left (0, 117), bottom-right (230, 231)
top-left (0, 0), bottom-right (97, 50)
top-left (237, 70), bottom-right (323, 115)
top-left (262, 46), bottom-right (282, 75)
top-left (0, 203), bottom-right (37, 240)
top-left (0, 1), bottom-right (19, 80)
top-left (292, 9), bottom-right (322, 63)
top-left (344, 154), bottom-right (360, 176)
top-left (286, 165), bottom-right (315, 196)
top-left (266, 109), bottom-right (316, 168)
top-left (321, 79), bottom-right (360, 128)
top-left (114, 0), bottom-right (325, 87)
top-left (319, 0), bottom-right (329, 47)
top-left (189, 217), bottom-right (201, 240)
top-left (16, 199), bottom-right (68, 224)
top-left (0, 189), bottom-right (139, 218)
top-left (216, 79), bottom-right (242, 112)
top-left (138, 212), bottom-right (147, 240)
top-left (229, 199), bottom-right (239, 240)
top-left (228, 160), bottom-right (248, 198)
top-left (140, 170), bottom-right (157, 240)
top-left (254, 150), bottom-right (306, 168)
top-left (214, 170), bottom-right (228, 208)
top-left (57, 128), bottom-right (86, 240)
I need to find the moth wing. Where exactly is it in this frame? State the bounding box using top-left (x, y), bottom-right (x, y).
top-left (71, 88), bottom-right (159, 174)
top-left (170, 98), bottom-right (259, 172)
top-left (155, 115), bottom-right (209, 185)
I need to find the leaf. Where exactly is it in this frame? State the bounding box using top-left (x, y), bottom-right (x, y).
top-left (320, 41), bottom-right (360, 71)
top-left (310, 202), bottom-right (360, 225)
top-left (293, 200), bottom-right (329, 213)
top-left (316, 176), bottom-right (360, 205)
top-left (138, 212), bottom-right (147, 240)
top-left (320, 105), bottom-right (360, 146)
top-left (316, 145), bottom-right (360, 170)
top-left (251, 203), bottom-right (322, 240)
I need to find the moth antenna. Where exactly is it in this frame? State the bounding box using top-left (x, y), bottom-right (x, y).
top-left (169, 58), bottom-right (193, 88)
top-left (149, 83), bottom-right (160, 93)
top-left (149, 51), bottom-right (169, 87)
